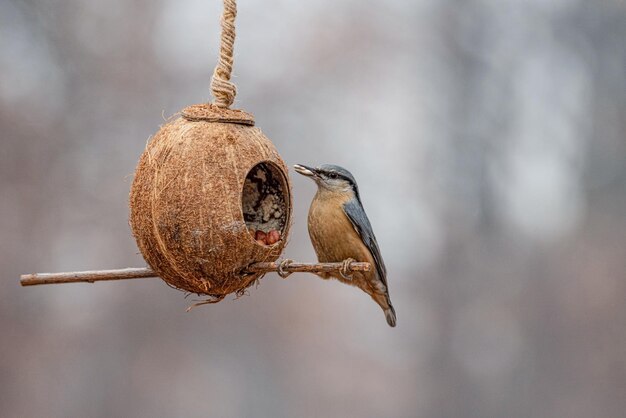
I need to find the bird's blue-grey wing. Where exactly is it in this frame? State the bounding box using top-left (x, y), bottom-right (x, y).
top-left (342, 199), bottom-right (387, 287)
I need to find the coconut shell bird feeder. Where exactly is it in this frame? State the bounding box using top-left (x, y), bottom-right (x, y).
top-left (20, 0), bottom-right (371, 303)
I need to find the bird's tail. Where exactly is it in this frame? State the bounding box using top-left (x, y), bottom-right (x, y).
top-left (384, 304), bottom-right (397, 327)
top-left (372, 292), bottom-right (397, 327)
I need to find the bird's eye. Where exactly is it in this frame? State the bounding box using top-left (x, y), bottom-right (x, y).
top-left (327, 173), bottom-right (338, 179)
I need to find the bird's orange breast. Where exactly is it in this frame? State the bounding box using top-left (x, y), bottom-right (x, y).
top-left (307, 191), bottom-right (375, 268)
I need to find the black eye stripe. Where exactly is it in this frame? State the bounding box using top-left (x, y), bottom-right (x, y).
top-left (325, 172), bottom-right (352, 185)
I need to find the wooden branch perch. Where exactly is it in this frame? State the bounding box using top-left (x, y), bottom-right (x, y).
top-left (20, 268), bottom-right (157, 286)
top-left (20, 261), bottom-right (371, 287)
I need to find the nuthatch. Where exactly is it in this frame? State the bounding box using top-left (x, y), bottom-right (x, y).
top-left (294, 164), bottom-right (396, 327)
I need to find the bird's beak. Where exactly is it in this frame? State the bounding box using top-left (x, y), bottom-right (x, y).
top-left (294, 164), bottom-right (319, 178)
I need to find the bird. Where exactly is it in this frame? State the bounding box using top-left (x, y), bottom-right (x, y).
top-left (294, 164), bottom-right (396, 327)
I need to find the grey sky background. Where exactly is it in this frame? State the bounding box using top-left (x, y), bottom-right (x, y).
top-left (2, 1), bottom-right (626, 417)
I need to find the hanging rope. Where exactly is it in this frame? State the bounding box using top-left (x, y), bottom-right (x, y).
top-left (211, 0), bottom-right (237, 108)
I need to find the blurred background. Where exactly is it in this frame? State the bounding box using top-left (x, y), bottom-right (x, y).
top-left (2, 0), bottom-right (626, 417)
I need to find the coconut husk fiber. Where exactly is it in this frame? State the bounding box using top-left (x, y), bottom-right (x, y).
top-left (129, 103), bottom-right (292, 298)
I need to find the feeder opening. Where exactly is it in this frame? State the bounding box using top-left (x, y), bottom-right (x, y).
top-left (242, 162), bottom-right (290, 246)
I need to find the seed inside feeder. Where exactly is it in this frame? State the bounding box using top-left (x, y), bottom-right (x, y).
top-left (242, 162), bottom-right (289, 246)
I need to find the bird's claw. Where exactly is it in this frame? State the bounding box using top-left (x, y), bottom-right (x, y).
top-left (277, 259), bottom-right (293, 279)
top-left (340, 258), bottom-right (356, 280)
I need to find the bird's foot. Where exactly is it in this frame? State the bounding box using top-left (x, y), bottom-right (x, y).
top-left (340, 258), bottom-right (356, 281)
top-left (277, 259), bottom-right (293, 279)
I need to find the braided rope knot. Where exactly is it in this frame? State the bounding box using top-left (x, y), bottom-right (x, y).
top-left (210, 77), bottom-right (237, 108)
